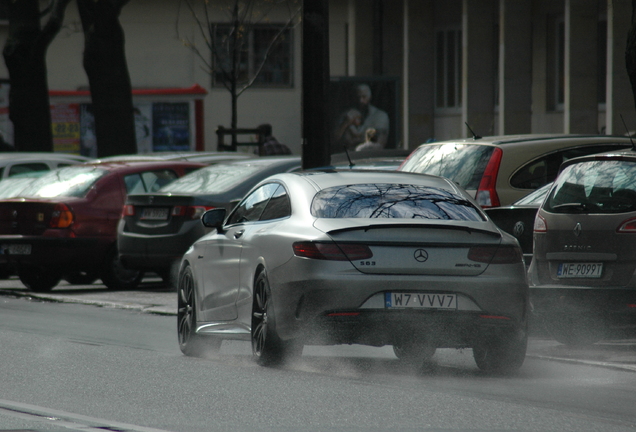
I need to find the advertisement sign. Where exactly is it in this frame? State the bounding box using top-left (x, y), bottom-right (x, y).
top-left (152, 102), bottom-right (190, 152)
top-left (51, 103), bottom-right (81, 154)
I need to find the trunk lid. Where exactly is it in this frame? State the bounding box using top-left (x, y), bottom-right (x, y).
top-left (0, 200), bottom-right (65, 235)
top-left (314, 219), bottom-right (502, 276)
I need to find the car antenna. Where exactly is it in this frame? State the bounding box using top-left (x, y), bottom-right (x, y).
top-left (620, 114), bottom-right (636, 151)
top-left (465, 122), bottom-right (482, 140)
top-left (343, 145), bottom-right (355, 169)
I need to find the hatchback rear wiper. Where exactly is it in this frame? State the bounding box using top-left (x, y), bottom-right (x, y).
top-left (551, 202), bottom-right (596, 213)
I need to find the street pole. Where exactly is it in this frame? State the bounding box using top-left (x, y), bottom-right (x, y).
top-left (302, 0), bottom-right (331, 169)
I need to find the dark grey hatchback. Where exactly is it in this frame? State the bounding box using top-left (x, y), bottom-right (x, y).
top-left (528, 149), bottom-right (636, 345)
top-left (117, 157), bottom-right (301, 285)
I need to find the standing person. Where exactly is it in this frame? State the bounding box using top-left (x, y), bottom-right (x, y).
top-left (334, 83), bottom-right (390, 151)
top-left (256, 123), bottom-right (292, 156)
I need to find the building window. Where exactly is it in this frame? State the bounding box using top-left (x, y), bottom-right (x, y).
top-left (212, 24), bottom-right (293, 88)
top-left (435, 28), bottom-right (462, 109)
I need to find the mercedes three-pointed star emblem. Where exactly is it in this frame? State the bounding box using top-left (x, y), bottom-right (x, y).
top-left (413, 249), bottom-right (429, 263)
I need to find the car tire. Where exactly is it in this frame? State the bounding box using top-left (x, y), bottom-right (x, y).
top-left (18, 266), bottom-right (62, 292)
top-left (473, 331), bottom-right (527, 374)
top-left (177, 265), bottom-right (221, 356)
top-left (251, 270), bottom-right (300, 366)
top-left (100, 246), bottom-right (144, 290)
top-left (64, 271), bottom-right (99, 285)
top-left (546, 322), bottom-right (603, 347)
top-left (393, 340), bottom-right (436, 365)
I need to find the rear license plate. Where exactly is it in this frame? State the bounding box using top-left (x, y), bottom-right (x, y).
top-left (141, 208), bottom-right (169, 220)
top-left (557, 262), bottom-right (603, 278)
top-left (1, 244), bottom-right (31, 255)
top-left (385, 293), bottom-right (457, 309)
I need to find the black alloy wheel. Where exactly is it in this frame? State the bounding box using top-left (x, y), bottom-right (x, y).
top-left (251, 270), bottom-right (301, 366)
top-left (177, 265), bottom-right (220, 356)
top-left (100, 246), bottom-right (144, 290)
top-left (472, 331), bottom-right (528, 374)
top-left (546, 319), bottom-right (604, 347)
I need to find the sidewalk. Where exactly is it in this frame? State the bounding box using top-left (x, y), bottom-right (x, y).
top-left (1, 277), bottom-right (635, 372)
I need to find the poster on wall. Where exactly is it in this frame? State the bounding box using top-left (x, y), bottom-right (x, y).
top-left (79, 103), bottom-right (156, 156)
top-left (152, 102), bottom-right (190, 152)
top-left (328, 76), bottom-right (399, 154)
top-left (134, 103), bottom-right (153, 153)
top-left (79, 104), bottom-right (97, 157)
top-left (51, 103), bottom-right (81, 154)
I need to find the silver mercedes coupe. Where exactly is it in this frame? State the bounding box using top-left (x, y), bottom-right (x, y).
top-left (177, 170), bottom-right (529, 372)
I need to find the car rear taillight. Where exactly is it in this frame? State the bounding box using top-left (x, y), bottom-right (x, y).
top-left (533, 214), bottom-right (547, 232)
top-left (172, 206), bottom-right (215, 219)
top-left (467, 244), bottom-right (522, 264)
top-left (122, 204), bottom-right (135, 217)
top-left (50, 203), bottom-right (74, 228)
top-left (292, 242), bottom-right (373, 261)
top-left (617, 217), bottom-right (636, 233)
top-left (476, 147), bottom-right (502, 208)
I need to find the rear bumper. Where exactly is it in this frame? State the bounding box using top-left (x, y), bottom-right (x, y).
top-left (267, 258), bottom-right (530, 345)
top-left (118, 223), bottom-right (204, 271)
top-left (298, 309), bottom-right (526, 348)
top-left (0, 236), bottom-right (107, 271)
top-left (530, 287), bottom-right (636, 323)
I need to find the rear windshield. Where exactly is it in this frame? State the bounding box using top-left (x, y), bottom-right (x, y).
top-left (159, 163), bottom-right (263, 194)
top-left (544, 160), bottom-right (636, 214)
top-left (18, 166), bottom-right (107, 198)
top-left (311, 184), bottom-right (485, 221)
top-left (399, 143), bottom-right (494, 190)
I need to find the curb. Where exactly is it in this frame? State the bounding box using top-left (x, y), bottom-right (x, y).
top-left (526, 354), bottom-right (636, 373)
top-left (0, 289), bottom-right (177, 316)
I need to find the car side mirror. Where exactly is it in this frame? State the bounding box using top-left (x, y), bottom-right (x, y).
top-left (201, 208), bottom-right (227, 232)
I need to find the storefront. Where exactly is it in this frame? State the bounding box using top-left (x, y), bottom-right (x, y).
top-left (48, 84), bottom-right (207, 156)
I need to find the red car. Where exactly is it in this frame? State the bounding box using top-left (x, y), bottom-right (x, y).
top-left (0, 160), bottom-right (205, 292)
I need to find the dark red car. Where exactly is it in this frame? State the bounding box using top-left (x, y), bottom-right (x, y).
top-left (0, 160), bottom-right (205, 292)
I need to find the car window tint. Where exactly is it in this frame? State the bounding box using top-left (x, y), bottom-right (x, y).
top-left (514, 182), bottom-right (553, 205)
top-left (311, 184), bottom-right (485, 221)
top-left (124, 170), bottom-right (179, 194)
top-left (8, 163), bottom-right (49, 177)
top-left (228, 183), bottom-right (279, 224)
top-left (545, 160), bottom-right (636, 213)
top-left (19, 166), bottom-right (107, 198)
top-left (511, 144), bottom-right (632, 190)
top-left (259, 185), bottom-right (291, 221)
top-left (159, 164), bottom-right (263, 194)
top-left (399, 143), bottom-right (494, 190)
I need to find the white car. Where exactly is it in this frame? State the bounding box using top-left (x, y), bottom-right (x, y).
top-left (0, 152), bottom-right (92, 179)
top-left (177, 170), bottom-right (529, 373)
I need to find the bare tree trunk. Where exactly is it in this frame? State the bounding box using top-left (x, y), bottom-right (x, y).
top-left (78, 0), bottom-right (136, 157)
top-left (3, 0), bottom-right (70, 152)
top-left (627, 0), bottom-right (636, 113)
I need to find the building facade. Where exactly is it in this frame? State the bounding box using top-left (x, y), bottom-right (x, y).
top-left (0, 0), bottom-right (633, 155)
